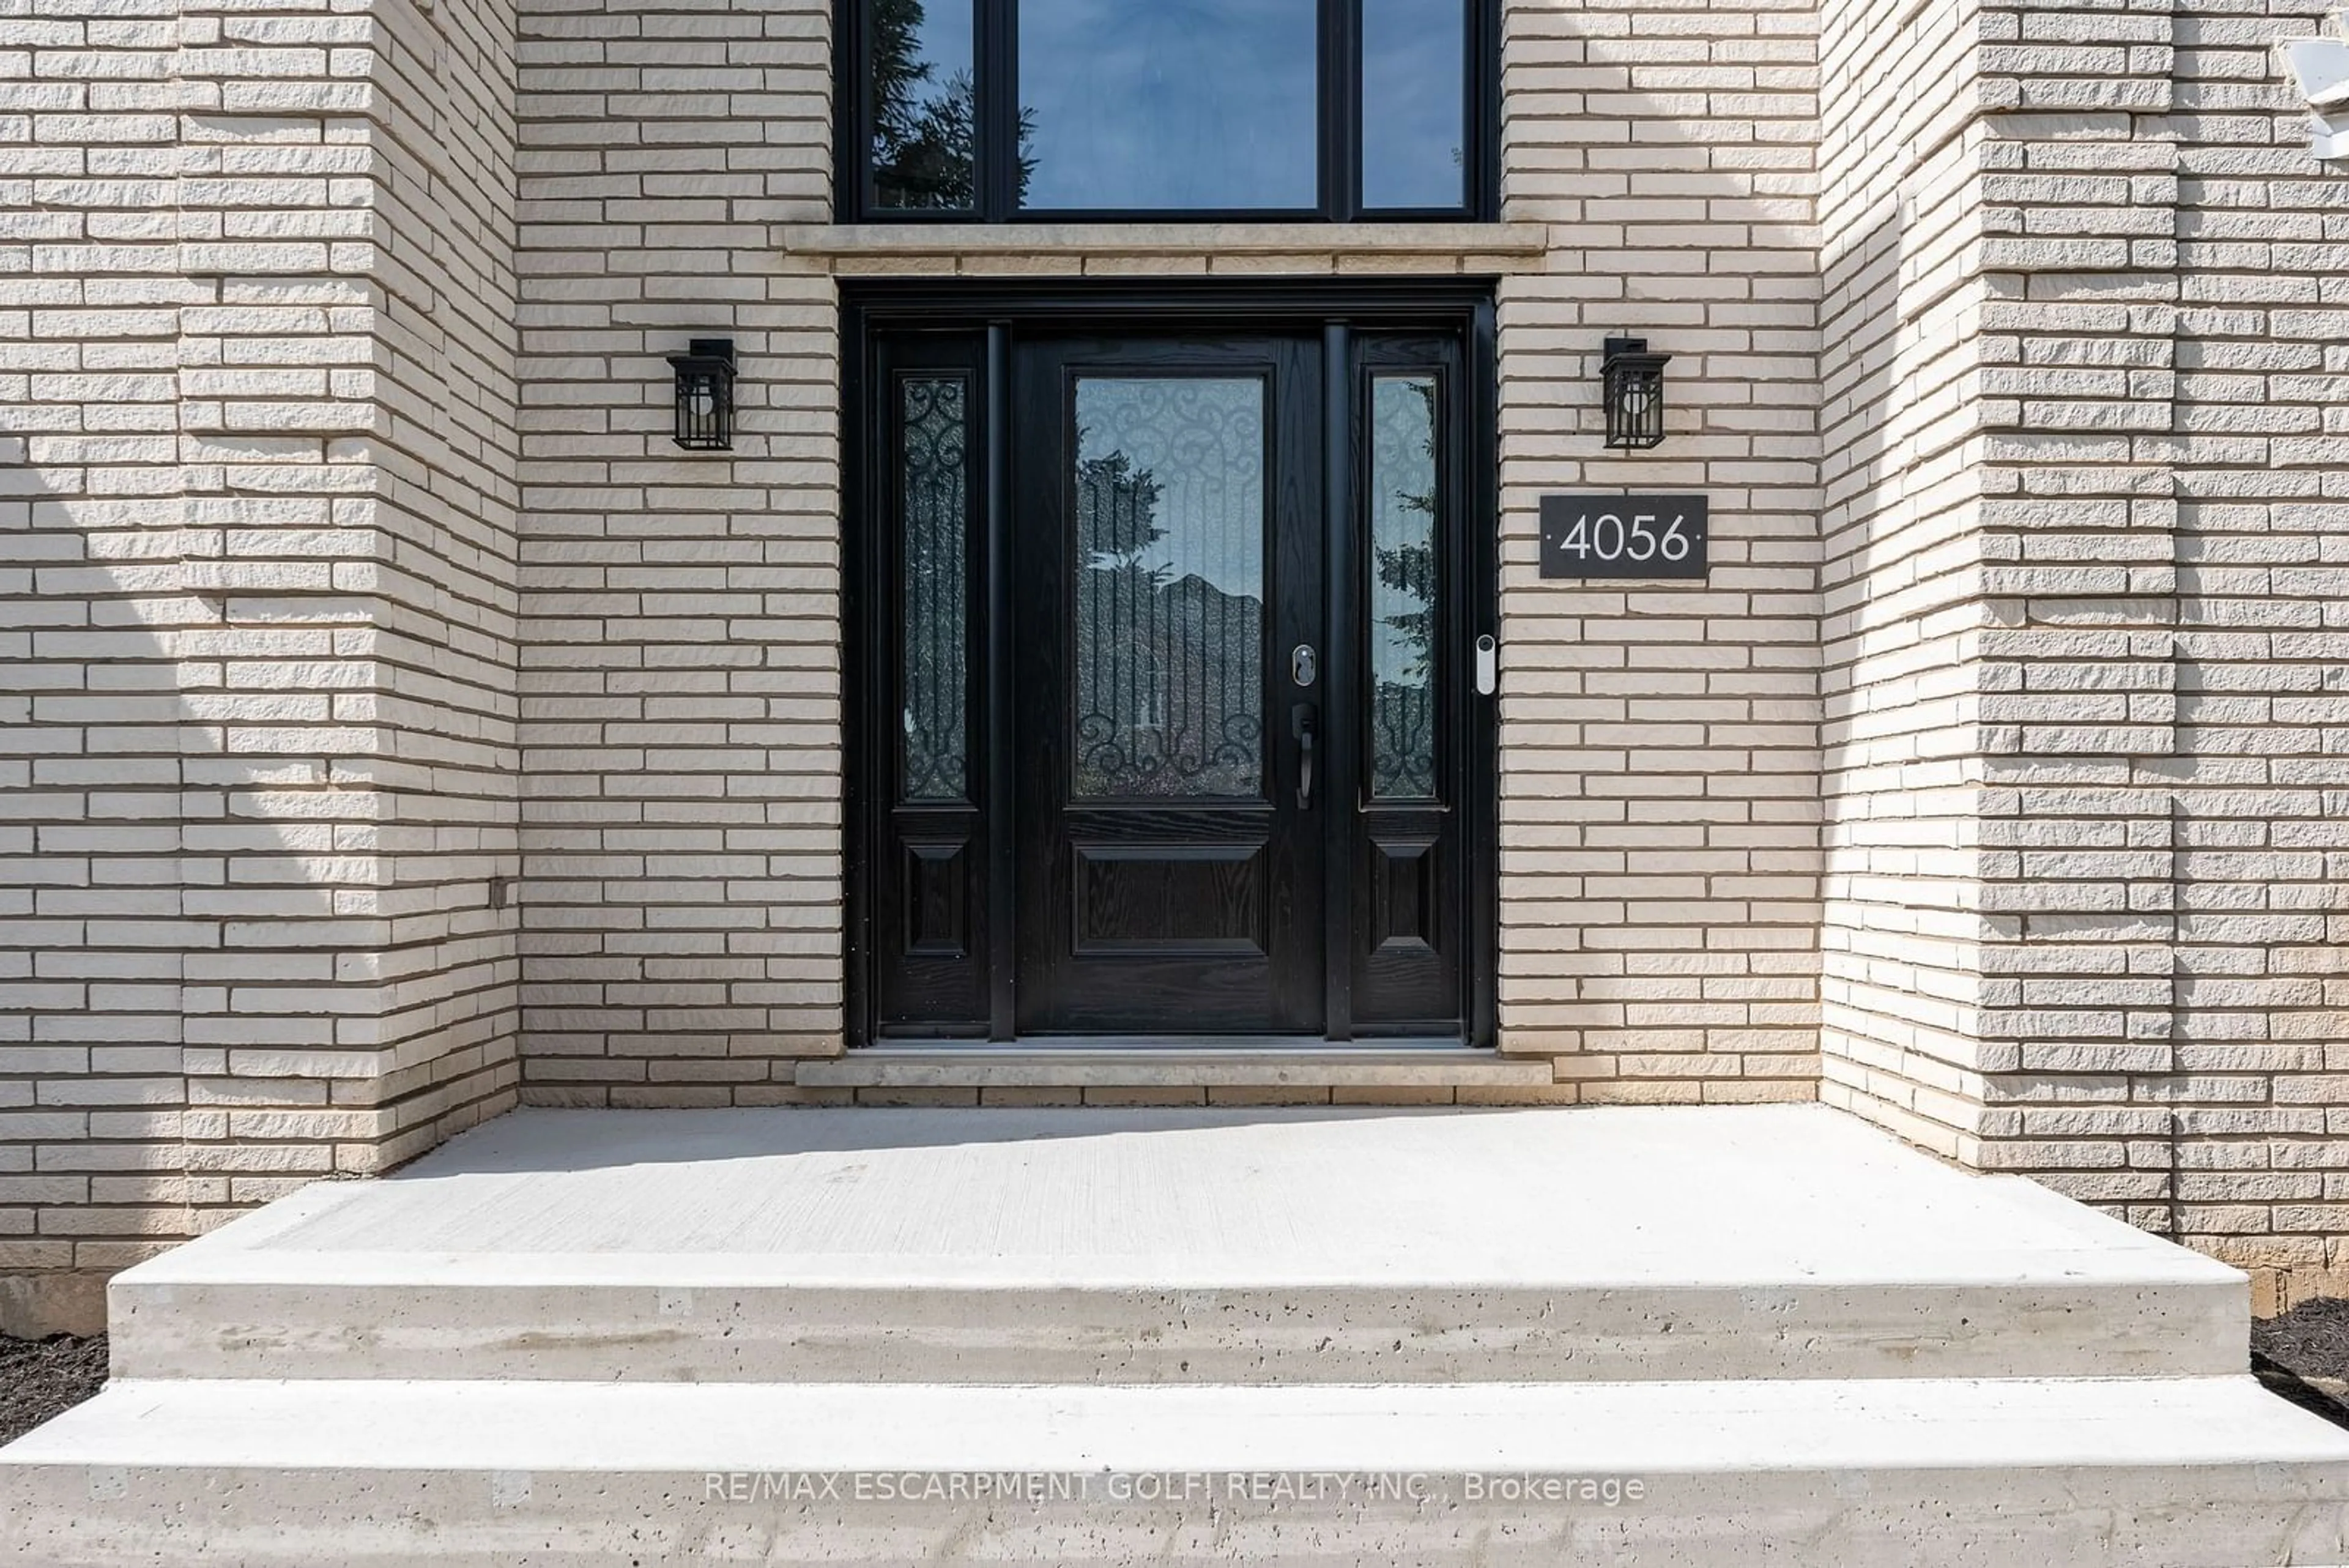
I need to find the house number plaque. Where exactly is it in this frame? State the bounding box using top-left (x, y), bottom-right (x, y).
top-left (1538, 494), bottom-right (1709, 580)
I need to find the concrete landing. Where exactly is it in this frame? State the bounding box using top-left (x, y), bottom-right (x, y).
top-left (7, 1102), bottom-right (2340, 1566)
top-left (109, 1104), bottom-right (2245, 1383)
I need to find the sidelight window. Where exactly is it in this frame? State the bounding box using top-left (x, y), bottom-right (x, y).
top-left (845, 0), bottom-right (1495, 221)
top-left (1367, 372), bottom-right (1439, 800)
top-left (897, 374), bottom-right (972, 801)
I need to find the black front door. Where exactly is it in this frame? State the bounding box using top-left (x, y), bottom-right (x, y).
top-left (1012, 335), bottom-right (1324, 1033)
top-left (852, 293), bottom-right (1493, 1046)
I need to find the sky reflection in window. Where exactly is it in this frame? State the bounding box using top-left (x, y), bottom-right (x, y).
top-left (1363, 0), bottom-right (1464, 210)
top-left (1019, 0), bottom-right (1318, 210)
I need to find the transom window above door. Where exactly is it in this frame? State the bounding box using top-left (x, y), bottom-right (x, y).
top-left (841, 0), bottom-right (1497, 221)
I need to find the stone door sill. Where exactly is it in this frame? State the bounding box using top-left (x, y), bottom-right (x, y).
top-left (795, 1043), bottom-right (1554, 1090)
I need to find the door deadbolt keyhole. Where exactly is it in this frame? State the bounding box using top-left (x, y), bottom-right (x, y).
top-left (1291, 644), bottom-right (1318, 688)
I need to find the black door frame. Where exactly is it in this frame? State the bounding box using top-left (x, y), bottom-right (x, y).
top-left (842, 278), bottom-right (1499, 1049)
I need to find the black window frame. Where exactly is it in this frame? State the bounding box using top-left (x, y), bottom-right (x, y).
top-left (834, 0), bottom-right (1500, 223)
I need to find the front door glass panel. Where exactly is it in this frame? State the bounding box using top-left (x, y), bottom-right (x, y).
top-left (1071, 376), bottom-right (1266, 798)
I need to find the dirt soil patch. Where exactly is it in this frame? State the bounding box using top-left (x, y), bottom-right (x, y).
top-left (0, 1333), bottom-right (108, 1447)
top-left (2253, 1298), bottom-right (2349, 1430)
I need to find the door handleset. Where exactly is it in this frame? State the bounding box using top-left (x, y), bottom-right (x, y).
top-left (1290, 704), bottom-right (1316, 811)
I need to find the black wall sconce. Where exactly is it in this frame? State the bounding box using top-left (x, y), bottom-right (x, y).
top-left (667, 338), bottom-right (736, 451)
top-left (1601, 336), bottom-right (1671, 450)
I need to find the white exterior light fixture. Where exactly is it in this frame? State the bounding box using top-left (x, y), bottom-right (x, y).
top-left (2281, 12), bottom-right (2349, 162)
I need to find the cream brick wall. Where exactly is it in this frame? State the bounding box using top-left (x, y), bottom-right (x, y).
top-left (1494, 0), bottom-right (1824, 1104)
top-left (1, 0), bottom-right (519, 1332)
top-left (513, 0), bottom-right (842, 1104)
top-left (1966, 0), bottom-right (2349, 1310)
top-left (1964, 0), bottom-right (2192, 1215)
top-left (1, 0), bottom-right (193, 1334)
top-left (346, 0), bottom-right (523, 1161)
top-left (1814, 0), bottom-right (1997, 1154)
top-left (1814, 0), bottom-right (2349, 1309)
top-left (13, 0), bottom-right (2349, 1318)
top-left (2157, 0), bottom-right (2349, 1305)
top-left (503, 0), bottom-right (1829, 1105)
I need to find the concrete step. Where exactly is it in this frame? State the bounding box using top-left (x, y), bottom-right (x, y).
top-left (6, 1375), bottom-right (2347, 1566)
top-left (106, 1105), bottom-right (2247, 1384)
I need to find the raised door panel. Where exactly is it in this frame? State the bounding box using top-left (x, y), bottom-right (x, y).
top-left (1072, 841), bottom-right (1271, 956)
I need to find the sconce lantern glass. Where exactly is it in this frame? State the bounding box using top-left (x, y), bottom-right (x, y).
top-left (1601, 336), bottom-right (1671, 450)
top-left (667, 338), bottom-right (736, 451)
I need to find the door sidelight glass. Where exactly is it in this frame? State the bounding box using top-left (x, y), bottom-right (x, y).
top-left (1368, 373), bottom-right (1439, 799)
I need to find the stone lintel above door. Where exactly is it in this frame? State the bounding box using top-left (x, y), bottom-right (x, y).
top-left (776, 222), bottom-right (1550, 277)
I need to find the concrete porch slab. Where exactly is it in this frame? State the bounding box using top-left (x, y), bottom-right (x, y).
top-left (109, 1104), bottom-right (2247, 1384)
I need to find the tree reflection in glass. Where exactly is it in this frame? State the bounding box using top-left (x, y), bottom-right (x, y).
top-left (1072, 379), bottom-right (1266, 798)
top-left (870, 0), bottom-right (1034, 209)
top-left (1370, 375), bottom-right (1439, 799)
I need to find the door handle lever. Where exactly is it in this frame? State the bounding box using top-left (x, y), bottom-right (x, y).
top-left (1290, 704), bottom-right (1316, 811)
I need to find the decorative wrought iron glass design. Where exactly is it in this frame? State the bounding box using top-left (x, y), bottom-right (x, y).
top-left (1601, 336), bottom-right (1670, 450)
top-left (1370, 373), bottom-right (1439, 800)
top-left (899, 375), bottom-right (969, 800)
top-left (1070, 377), bottom-right (1266, 798)
top-left (667, 338), bottom-right (736, 451)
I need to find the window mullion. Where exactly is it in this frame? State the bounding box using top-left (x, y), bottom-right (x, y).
top-left (984, 0), bottom-right (1017, 220)
top-left (842, 0), bottom-right (867, 219)
top-left (1474, 0), bottom-right (1496, 220)
top-left (1323, 0), bottom-right (1360, 222)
